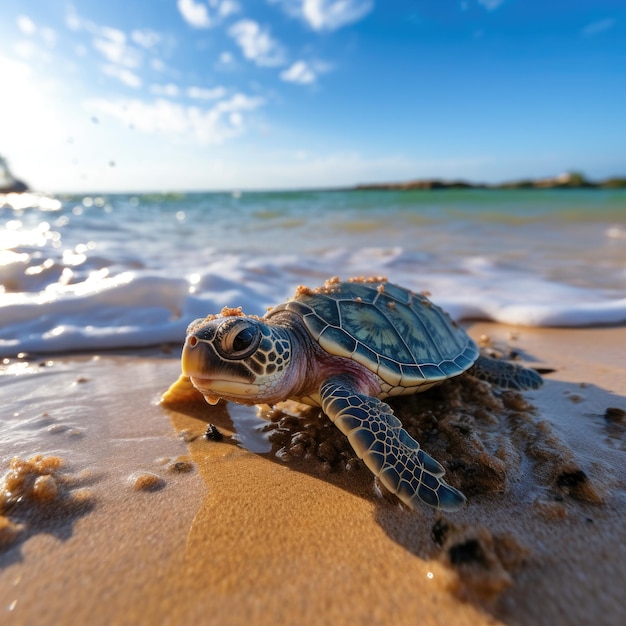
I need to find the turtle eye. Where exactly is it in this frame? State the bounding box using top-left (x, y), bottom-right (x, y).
top-left (216, 320), bottom-right (261, 359)
top-left (232, 326), bottom-right (257, 352)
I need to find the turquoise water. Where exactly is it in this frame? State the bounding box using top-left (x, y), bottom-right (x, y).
top-left (1, 188), bottom-right (625, 355)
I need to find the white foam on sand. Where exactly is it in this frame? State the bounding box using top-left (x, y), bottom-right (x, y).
top-left (1, 249), bottom-right (625, 356)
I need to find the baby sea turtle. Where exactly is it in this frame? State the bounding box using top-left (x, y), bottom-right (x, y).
top-left (167, 277), bottom-right (542, 511)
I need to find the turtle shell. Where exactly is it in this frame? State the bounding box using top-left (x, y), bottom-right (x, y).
top-left (267, 278), bottom-right (478, 390)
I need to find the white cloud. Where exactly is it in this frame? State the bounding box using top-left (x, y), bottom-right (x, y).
top-left (40, 27), bottom-right (57, 48)
top-left (151, 58), bottom-right (167, 72)
top-left (78, 20), bottom-right (156, 88)
top-left (150, 83), bottom-right (181, 97)
top-left (229, 111), bottom-right (243, 128)
top-left (228, 19), bottom-right (286, 67)
top-left (16, 15), bottom-right (57, 48)
top-left (102, 64), bottom-right (142, 88)
top-left (477, 0), bottom-right (505, 10)
top-left (272, 0), bottom-right (373, 31)
top-left (66, 8), bottom-right (169, 71)
top-left (93, 27), bottom-right (142, 68)
top-left (17, 15), bottom-right (36, 36)
top-left (131, 29), bottom-right (162, 49)
top-left (85, 93), bottom-right (264, 144)
top-left (99, 26), bottom-right (125, 44)
top-left (13, 40), bottom-right (44, 62)
top-left (280, 61), bottom-right (316, 84)
top-left (178, 0), bottom-right (211, 28)
top-left (65, 6), bottom-right (85, 31)
top-left (281, 59), bottom-right (331, 84)
top-left (304, 0), bottom-right (373, 30)
top-left (215, 0), bottom-right (241, 19)
top-left (217, 93), bottom-right (264, 113)
top-left (581, 18), bottom-right (616, 37)
top-left (66, 8), bottom-right (114, 41)
top-left (177, 0), bottom-right (240, 29)
top-left (64, 8), bottom-right (179, 94)
top-left (216, 50), bottom-right (236, 70)
top-left (187, 85), bottom-right (228, 99)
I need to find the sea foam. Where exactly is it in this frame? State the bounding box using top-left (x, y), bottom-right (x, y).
top-left (1, 190), bottom-right (625, 356)
top-left (1, 254), bottom-right (625, 357)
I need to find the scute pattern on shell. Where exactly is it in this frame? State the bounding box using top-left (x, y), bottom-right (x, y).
top-left (268, 278), bottom-right (478, 388)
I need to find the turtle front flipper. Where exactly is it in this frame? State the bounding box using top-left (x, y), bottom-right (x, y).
top-left (469, 355), bottom-right (543, 390)
top-left (319, 377), bottom-right (466, 512)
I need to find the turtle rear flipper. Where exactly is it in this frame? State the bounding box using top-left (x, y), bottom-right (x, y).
top-left (319, 377), bottom-right (466, 512)
top-left (469, 355), bottom-right (543, 390)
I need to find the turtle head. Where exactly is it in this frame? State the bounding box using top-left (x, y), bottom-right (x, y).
top-left (181, 315), bottom-right (293, 405)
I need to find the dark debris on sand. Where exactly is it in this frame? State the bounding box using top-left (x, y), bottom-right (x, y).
top-left (431, 517), bottom-right (530, 603)
top-left (260, 373), bottom-right (602, 506)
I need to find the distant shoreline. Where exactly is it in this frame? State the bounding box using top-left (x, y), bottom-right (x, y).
top-left (4, 171), bottom-right (626, 197)
top-left (355, 172), bottom-right (626, 191)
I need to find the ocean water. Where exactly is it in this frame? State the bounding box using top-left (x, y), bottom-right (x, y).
top-left (1, 188), bottom-right (625, 357)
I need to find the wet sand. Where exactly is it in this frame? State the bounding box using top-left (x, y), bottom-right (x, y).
top-left (1, 324), bottom-right (625, 625)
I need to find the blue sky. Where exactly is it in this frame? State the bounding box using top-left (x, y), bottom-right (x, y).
top-left (0, 0), bottom-right (624, 192)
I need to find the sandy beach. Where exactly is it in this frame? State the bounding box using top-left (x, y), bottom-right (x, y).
top-left (2, 1), bottom-right (625, 622)
top-left (1, 322), bottom-right (625, 626)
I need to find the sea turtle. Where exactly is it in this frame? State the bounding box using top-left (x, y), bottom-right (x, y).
top-left (166, 277), bottom-right (542, 511)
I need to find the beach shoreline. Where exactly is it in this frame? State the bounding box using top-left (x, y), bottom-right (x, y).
top-left (1, 323), bottom-right (625, 625)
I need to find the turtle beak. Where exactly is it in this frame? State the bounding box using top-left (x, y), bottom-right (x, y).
top-left (180, 337), bottom-right (223, 406)
top-left (181, 334), bottom-right (211, 378)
